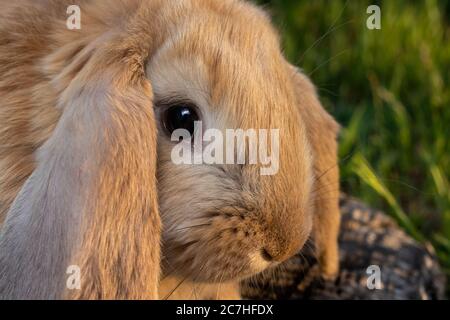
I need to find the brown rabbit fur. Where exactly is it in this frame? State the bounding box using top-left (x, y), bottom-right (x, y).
top-left (0, 0), bottom-right (340, 299)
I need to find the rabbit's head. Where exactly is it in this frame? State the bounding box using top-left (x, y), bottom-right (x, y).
top-left (145, 0), bottom-right (334, 282)
top-left (0, 0), bottom-right (339, 299)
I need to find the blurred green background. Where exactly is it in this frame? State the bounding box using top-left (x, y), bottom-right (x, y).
top-left (253, 0), bottom-right (450, 291)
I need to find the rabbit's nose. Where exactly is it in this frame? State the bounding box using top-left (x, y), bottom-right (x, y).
top-left (261, 248), bottom-right (276, 262)
top-left (260, 246), bottom-right (295, 262)
top-left (261, 235), bottom-right (305, 262)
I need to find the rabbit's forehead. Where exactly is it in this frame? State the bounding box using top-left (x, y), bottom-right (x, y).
top-left (146, 0), bottom-right (303, 128)
top-left (147, 29), bottom-right (299, 130)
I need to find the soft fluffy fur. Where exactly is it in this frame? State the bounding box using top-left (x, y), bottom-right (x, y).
top-left (0, 0), bottom-right (340, 299)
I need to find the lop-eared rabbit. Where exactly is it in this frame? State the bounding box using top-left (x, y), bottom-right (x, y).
top-left (0, 0), bottom-right (340, 299)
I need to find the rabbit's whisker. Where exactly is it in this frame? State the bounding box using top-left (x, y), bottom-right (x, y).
top-left (296, 0), bottom-right (350, 64)
top-left (174, 223), bottom-right (211, 231)
top-left (313, 150), bottom-right (356, 186)
top-left (215, 270), bottom-right (226, 300)
top-left (163, 275), bottom-right (189, 300)
top-left (298, 20), bottom-right (353, 64)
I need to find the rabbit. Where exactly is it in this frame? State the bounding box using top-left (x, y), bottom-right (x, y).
top-left (0, 0), bottom-right (340, 299)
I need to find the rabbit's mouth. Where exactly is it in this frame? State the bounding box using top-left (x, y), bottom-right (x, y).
top-left (161, 244), bottom-right (276, 283)
top-left (160, 215), bottom-right (308, 283)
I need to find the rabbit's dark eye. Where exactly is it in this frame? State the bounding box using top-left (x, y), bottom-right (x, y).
top-left (163, 104), bottom-right (200, 137)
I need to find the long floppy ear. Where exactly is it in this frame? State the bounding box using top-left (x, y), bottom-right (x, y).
top-left (289, 65), bottom-right (341, 279)
top-left (0, 30), bottom-right (161, 299)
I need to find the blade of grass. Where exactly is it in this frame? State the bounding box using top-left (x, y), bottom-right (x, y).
top-left (351, 152), bottom-right (425, 242)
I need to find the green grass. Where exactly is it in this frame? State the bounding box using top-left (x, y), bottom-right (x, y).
top-left (254, 0), bottom-right (450, 292)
